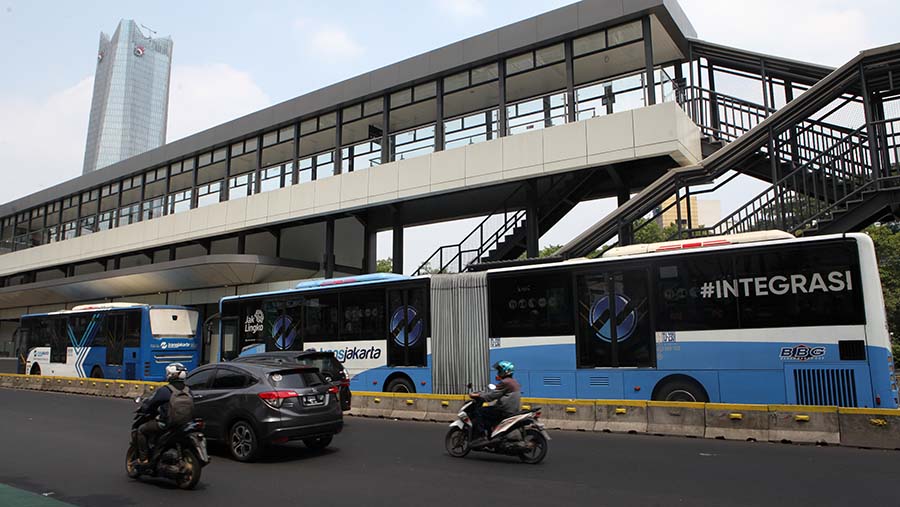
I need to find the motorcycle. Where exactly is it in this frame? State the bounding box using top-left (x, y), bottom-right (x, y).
top-left (444, 385), bottom-right (550, 464)
top-left (125, 396), bottom-right (210, 490)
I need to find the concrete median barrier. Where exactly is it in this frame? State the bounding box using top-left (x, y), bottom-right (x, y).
top-left (768, 405), bottom-right (839, 444)
top-left (355, 392), bottom-right (392, 418)
top-left (647, 401), bottom-right (706, 437)
top-left (594, 400), bottom-right (648, 433)
top-left (424, 395), bottom-right (467, 422)
top-left (838, 408), bottom-right (900, 449)
top-left (704, 403), bottom-right (769, 441)
top-left (528, 399), bottom-right (595, 431)
top-left (389, 395), bottom-right (428, 420)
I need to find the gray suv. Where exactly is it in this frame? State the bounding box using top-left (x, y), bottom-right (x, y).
top-left (184, 362), bottom-right (343, 462)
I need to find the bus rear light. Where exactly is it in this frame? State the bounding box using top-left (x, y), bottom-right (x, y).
top-left (655, 239), bottom-right (731, 252)
top-left (258, 390), bottom-right (298, 408)
top-left (876, 394), bottom-right (882, 405)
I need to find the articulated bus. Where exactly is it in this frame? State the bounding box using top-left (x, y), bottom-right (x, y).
top-left (17, 303), bottom-right (201, 381)
top-left (216, 231), bottom-right (898, 408)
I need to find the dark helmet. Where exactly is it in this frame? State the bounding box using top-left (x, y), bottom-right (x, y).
top-left (493, 360), bottom-right (515, 378)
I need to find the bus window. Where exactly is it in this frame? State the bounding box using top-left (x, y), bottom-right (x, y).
top-left (488, 273), bottom-right (573, 338)
top-left (576, 269), bottom-right (653, 368)
top-left (124, 311), bottom-right (142, 348)
top-left (303, 294), bottom-right (339, 343)
top-left (656, 253), bottom-right (737, 331)
top-left (340, 290), bottom-right (384, 340)
top-left (733, 243), bottom-right (864, 329)
top-left (46, 317), bottom-right (67, 364)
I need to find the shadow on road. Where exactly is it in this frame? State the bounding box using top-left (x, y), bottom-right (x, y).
top-left (207, 442), bottom-right (340, 464)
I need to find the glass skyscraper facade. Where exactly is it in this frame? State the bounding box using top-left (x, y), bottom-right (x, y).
top-left (82, 20), bottom-right (173, 174)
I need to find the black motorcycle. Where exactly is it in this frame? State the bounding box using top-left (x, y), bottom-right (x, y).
top-left (126, 397), bottom-right (210, 489)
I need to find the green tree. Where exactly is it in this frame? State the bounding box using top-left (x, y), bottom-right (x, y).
top-left (376, 258), bottom-right (393, 273)
top-left (864, 223), bottom-right (900, 357)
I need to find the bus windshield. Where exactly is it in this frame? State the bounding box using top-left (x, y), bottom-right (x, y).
top-left (150, 309), bottom-right (199, 337)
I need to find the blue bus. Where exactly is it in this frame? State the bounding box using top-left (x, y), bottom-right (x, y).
top-left (216, 231), bottom-right (897, 408)
top-left (17, 303), bottom-right (200, 381)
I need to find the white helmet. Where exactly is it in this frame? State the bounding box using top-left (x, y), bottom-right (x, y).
top-left (165, 363), bottom-right (188, 382)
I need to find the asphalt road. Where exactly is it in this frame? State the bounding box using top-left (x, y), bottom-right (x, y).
top-left (0, 389), bottom-right (897, 507)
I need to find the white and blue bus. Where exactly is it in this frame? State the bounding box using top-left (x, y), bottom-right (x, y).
top-left (216, 231), bottom-right (898, 408)
top-left (16, 303), bottom-right (200, 381)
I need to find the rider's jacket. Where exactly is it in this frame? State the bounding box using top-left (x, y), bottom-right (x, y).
top-left (479, 377), bottom-right (521, 417)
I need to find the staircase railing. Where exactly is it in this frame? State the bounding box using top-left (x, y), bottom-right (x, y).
top-left (558, 46), bottom-right (884, 258)
top-left (413, 185), bottom-right (528, 275)
top-left (690, 123), bottom-right (874, 236)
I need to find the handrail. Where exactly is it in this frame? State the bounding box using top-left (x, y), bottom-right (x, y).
top-left (558, 46), bottom-right (885, 258)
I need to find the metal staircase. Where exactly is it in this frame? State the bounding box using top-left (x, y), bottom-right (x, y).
top-left (412, 169), bottom-right (601, 275)
top-left (558, 42), bottom-right (900, 258)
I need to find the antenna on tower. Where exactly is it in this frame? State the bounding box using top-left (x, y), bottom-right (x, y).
top-left (139, 24), bottom-right (157, 39)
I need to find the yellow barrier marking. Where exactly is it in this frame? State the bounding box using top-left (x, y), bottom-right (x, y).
top-left (405, 399), bottom-right (414, 405)
top-left (729, 413), bottom-right (743, 420)
top-left (795, 415), bottom-right (810, 422)
top-left (769, 404), bottom-right (837, 413)
top-left (521, 404), bottom-right (532, 410)
top-left (441, 401), bottom-right (449, 407)
top-left (615, 408), bottom-right (627, 415)
top-left (374, 398), bottom-right (381, 403)
top-left (839, 407), bottom-right (900, 416)
top-left (869, 418), bottom-right (888, 427)
top-left (565, 407), bottom-right (577, 414)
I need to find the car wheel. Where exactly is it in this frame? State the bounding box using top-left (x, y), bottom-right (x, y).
top-left (303, 435), bottom-right (333, 451)
top-left (385, 377), bottom-right (415, 393)
top-left (229, 421), bottom-right (259, 462)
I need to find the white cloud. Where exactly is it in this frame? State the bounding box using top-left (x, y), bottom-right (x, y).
top-left (435, 0), bottom-right (486, 18)
top-left (0, 63), bottom-right (270, 205)
top-left (0, 77), bottom-right (93, 204)
top-left (679, 0), bottom-right (871, 66)
top-left (293, 18), bottom-right (364, 61)
top-left (167, 63), bottom-right (271, 142)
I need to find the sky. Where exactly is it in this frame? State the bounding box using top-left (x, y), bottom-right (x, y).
top-left (0, 0), bottom-right (898, 273)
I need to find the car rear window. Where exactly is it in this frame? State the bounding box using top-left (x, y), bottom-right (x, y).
top-left (269, 370), bottom-right (325, 389)
top-left (295, 356), bottom-right (339, 375)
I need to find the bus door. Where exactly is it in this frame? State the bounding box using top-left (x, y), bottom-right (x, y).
top-left (387, 286), bottom-right (428, 367)
top-left (575, 268), bottom-right (654, 369)
top-left (220, 317), bottom-right (239, 362)
top-left (203, 313), bottom-right (220, 364)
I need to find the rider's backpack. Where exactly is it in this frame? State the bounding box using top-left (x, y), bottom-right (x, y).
top-left (166, 384), bottom-right (194, 426)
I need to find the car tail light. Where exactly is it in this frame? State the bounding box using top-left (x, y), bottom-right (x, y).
top-left (327, 385), bottom-right (339, 395)
top-left (258, 390), bottom-right (298, 408)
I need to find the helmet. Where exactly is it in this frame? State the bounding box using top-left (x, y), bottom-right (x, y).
top-left (493, 360), bottom-right (515, 378)
top-left (165, 363), bottom-right (188, 382)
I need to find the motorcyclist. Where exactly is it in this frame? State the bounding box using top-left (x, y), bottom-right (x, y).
top-left (469, 360), bottom-right (521, 442)
top-left (136, 363), bottom-right (191, 465)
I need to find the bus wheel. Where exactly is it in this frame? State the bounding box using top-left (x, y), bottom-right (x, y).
top-left (654, 377), bottom-right (708, 403)
top-left (385, 377), bottom-right (415, 393)
top-left (90, 366), bottom-right (104, 379)
top-left (30, 363), bottom-right (41, 376)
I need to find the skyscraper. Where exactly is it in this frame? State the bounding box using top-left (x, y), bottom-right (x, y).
top-left (82, 20), bottom-right (173, 174)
